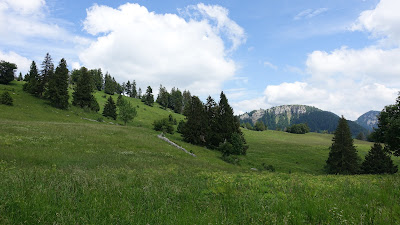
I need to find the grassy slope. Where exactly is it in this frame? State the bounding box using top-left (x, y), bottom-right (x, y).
top-left (0, 81), bottom-right (399, 224)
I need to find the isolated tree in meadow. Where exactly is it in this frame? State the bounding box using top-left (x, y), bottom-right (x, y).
top-left (47, 58), bottom-right (69, 109)
top-left (125, 80), bottom-right (131, 97)
top-left (103, 96), bottom-right (117, 120)
top-left (118, 99), bottom-right (137, 125)
top-left (72, 67), bottom-right (99, 112)
top-left (0, 91), bottom-right (13, 106)
top-left (0, 60), bottom-right (17, 84)
top-left (326, 116), bottom-right (361, 174)
top-left (374, 92), bottom-right (400, 156)
top-left (361, 143), bottom-right (398, 174)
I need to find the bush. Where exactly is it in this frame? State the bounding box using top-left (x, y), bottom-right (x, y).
top-left (153, 118), bottom-right (174, 134)
top-left (0, 91), bottom-right (13, 106)
top-left (261, 163), bottom-right (275, 172)
top-left (254, 121), bottom-right (266, 131)
top-left (287, 123), bottom-right (310, 134)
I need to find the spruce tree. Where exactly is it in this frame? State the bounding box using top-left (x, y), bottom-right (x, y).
top-left (104, 73), bottom-right (115, 95)
top-left (40, 53), bottom-right (54, 97)
top-left (218, 92), bottom-right (241, 141)
top-left (17, 72), bottom-right (23, 81)
top-left (47, 58), bottom-right (69, 109)
top-left (361, 143), bottom-right (398, 174)
top-left (182, 96), bottom-right (207, 145)
top-left (132, 80), bottom-right (137, 98)
top-left (23, 61), bottom-right (40, 96)
top-left (326, 116), bottom-right (361, 174)
top-left (171, 88), bottom-right (183, 113)
top-left (103, 96), bottom-right (117, 120)
top-left (138, 87), bottom-right (142, 99)
top-left (125, 81), bottom-right (132, 97)
top-left (72, 67), bottom-right (99, 111)
top-left (142, 86), bottom-right (154, 106)
top-left (156, 85), bottom-right (169, 109)
top-left (205, 96), bottom-right (220, 149)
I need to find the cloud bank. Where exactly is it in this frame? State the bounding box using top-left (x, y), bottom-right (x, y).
top-left (80, 3), bottom-right (245, 95)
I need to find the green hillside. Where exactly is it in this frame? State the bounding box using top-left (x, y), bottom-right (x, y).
top-left (1, 81), bottom-right (399, 224)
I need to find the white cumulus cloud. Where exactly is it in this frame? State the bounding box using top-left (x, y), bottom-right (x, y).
top-left (0, 50), bottom-right (31, 75)
top-left (80, 3), bottom-right (245, 96)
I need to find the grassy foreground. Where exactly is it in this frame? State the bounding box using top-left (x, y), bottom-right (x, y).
top-left (1, 81), bottom-right (399, 224)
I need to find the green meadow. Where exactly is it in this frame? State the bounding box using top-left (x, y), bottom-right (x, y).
top-left (1, 81), bottom-right (399, 224)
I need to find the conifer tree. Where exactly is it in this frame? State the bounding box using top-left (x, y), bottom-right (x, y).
top-left (39, 53), bottom-right (54, 97)
top-left (142, 86), bottom-right (154, 106)
top-left (23, 61), bottom-right (40, 96)
top-left (91, 69), bottom-right (103, 91)
top-left (17, 72), bottom-right (23, 81)
top-left (361, 143), bottom-right (398, 174)
top-left (326, 116), bottom-right (361, 174)
top-left (104, 73), bottom-right (115, 95)
top-left (132, 80), bottom-right (137, 98)
top-left (170, 88), bottom-right (183, 113)
top-left (182, 96), bottom-right (207, 145)
top-left (156, 85), bottom-right (169, 109)
top-left (205, 96), bottom-right (220, 149)
top-left (125, 81), bottom-right (132, 97)
top-left (103, 96), bottom-right (117, 120)
top-left (138, 87), bottom-right (142, 99)
top-left (72, 67), bottom-right (99, 111)
top-left (218, 92), bottom-right (241, 141)
top-left (47, 58), bottom-right (69, 109)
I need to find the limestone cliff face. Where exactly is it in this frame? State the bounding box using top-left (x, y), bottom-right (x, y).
top-left (355, 111), bottom-right (379, 131)
top-left (239, 105), bottom-right (319, 126)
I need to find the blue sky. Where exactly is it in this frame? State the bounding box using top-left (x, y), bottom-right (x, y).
top-left (1, 0), bottom-right (399, 119)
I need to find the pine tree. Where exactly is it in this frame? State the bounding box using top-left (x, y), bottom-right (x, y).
top-left (218, 92), bottom-right (241, 142)
top-left (361, 143), bottom-right (398, 174)
top-left (170, 88), bottom-right (183, 113)
top-left (39, 53), bottom-right (54, 97)
top-left (17, 72), bottom-right (23, 81)
top-left (102, 96), bottom-right (117, 120)
top-left (326, 116), bottom-right (361, 174)
top-left (125, 81), bottom-right (131, 97)
top-left (23, 61), bottom-right (40, 96)
top-left (0, 60), bottom-right (17, 84)
top-left (138, 87), bottom-right (142, 99)
top-left (182, 96), bottom-right (207, 145)
top-left (104, 73), bottom-right (115, 95)
top-left (156, 85), bottom-right (169, 109)
top-left (142, 86), bottom-right (154, 106)
top-left (205, 96), bottom-right (220, 149)
top-left (91, 69), bottom-right (103, 91)
top-left (132, 80), bottom-right (137, 98)
top-left (72, 67), bottom-right (99, 111)
top-left (47, 58), bottom-right (69, 109)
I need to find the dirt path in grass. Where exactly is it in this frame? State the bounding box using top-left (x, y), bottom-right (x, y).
top-left (157, 133), bottom-right (196, 157)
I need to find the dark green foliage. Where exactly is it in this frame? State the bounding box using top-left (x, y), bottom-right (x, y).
top-left (245, 122), bottom-right (253, 130)
top-left (177, 120), bottom-right (185, 134)
top-left (356, 132), bottom-right (366, 141)
top-left (104, 73), bottom-right (115, 95)
top-left (131, 80), bottom-right (137, 98)
top-left (254, 121), bottom-right (266, 131)
top-left (220, 153), bottom-right (241, 165)
top-left (0, 60), bottom-right (17, 84)
top-left (374, 93), bottom-right (400, 156)
top-left (17, 72), bottom-right (23, 81)
top-left (118, 98), bottom-right (137, 125)
top-left (326, 116), bottom-right (361, 174)
top-left (156, 85), bottom-right (169, 109)
top-left (153, 117), bottom-right (174, 134)
top-left (125, 81), bottom-right (132, 97)
top-left (47, 58), bottom-right (69, 109)
top-left (70, 69), bottom-right (81, 85)
top-left (361, 143), bottom-right (398, 174)
top-left (205, 96), bottom-right (220, 149)
top-left (261, 163), bottom-right (275, 172)
top-left (72, 67), bottom-right (99, 112)
top-left (170, 88), bottom-right (183, 113)
top-left (116, 94), bottom-right (123, 107)
top-left (23, 61), bottom-right (41, 97)
top-left (138, 87), bottom-right (142, 99)
top-left (182, 96), bottom-right (207, 145)
top-left (0, 91), bottom-right (13, 105)
top-left (182, 90), bottom-right (191, 110)
top-left (39, 53), bottom-right (54, 98)
top-left (287, 123), bottom-right (310, 134)
top-left (142, 86), bottom-right (154, 106)
top-left (91, 69), bottom-right (103, 91)
top-left (103, 96), bottom-right (117, 120)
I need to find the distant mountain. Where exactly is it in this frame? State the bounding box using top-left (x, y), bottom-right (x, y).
top-left (239, 105), bottom-right (368, 136)
top-left (355, 110), bottom-right (380, 131)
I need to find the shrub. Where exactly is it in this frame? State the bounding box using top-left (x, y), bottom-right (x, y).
top-left (287, 123), bottom-right (310, 134)
top-left (153, 118), bottom-right (174, 134)
top-left (261, 163), bottom-right (275, 172)
top-left (0, 91), bottom-right (13, 106)
top-left (221, 154), bottom-right (240, 165)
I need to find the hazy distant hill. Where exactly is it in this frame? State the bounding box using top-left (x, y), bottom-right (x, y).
top-left (239, 105), bottom-right (368, 136)
top-left (355, 110), bottom-right (380, 131)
